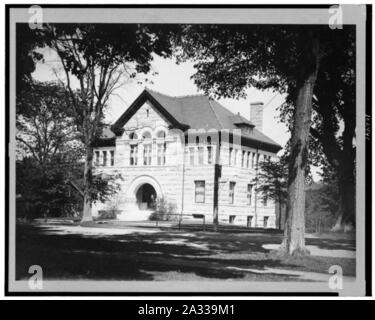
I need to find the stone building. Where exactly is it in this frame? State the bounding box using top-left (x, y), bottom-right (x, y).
top-left (93, 88), bottom-right (282, 228)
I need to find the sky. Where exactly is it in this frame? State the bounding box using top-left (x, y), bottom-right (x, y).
top-left (32, 49), bottom-right (322, 180)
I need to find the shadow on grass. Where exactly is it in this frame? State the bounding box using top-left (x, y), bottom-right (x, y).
top-left (15, 223), bottom-right (355, 281)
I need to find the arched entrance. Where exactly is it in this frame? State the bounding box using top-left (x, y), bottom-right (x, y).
top-left (135, 183), bottom-right (157, 210)
top-left (118, 175), bottom-right (163, 221)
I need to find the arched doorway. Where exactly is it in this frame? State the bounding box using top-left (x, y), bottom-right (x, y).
top-left (135, 183), bottom-right (157, 210)
top-left (118, 175), bottom-right (163, 221)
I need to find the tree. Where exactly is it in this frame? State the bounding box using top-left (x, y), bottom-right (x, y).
top-left (279, 26), bottom-right (356, 231)
top-left (254, 157), bottom-right (288, 230)
top-left (16, 81), bottom-right (82, 167)
top-left (16, 24), bottom-right (45, 93)
top-left (305, 182), bottom-right (339, 233)
top-left (16, 81), bottom-right (83, 217)
top-left (33, 24), bottom-right (175, 222)
top-left (16, 81), bottom-right (121, 218)
top-left (174, 25), bottom-right (349, 255)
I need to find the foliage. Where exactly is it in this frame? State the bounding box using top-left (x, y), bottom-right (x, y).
top-left (149, 198), bottom-right (178, 221)
top-left (15, 81), bottom-right (121, 218)
top-left (16, 158), bottom-right (122, 219)
top-left (16, 81), bottom-right (83, 164)
top-left (174, 25), bottom-right (344, 99)
top-left (305, 183), bottom-right (339, 233)
top-left (254, 157), bottom-right (288, 206)
top-left (91, 173), bottom-right (123, 204)
top-left (97, 210), bottom-right (118, 220)
top-left (16, 158), bottom-right (83, 218)
top-left (16, 24), bottom-right (45, 93)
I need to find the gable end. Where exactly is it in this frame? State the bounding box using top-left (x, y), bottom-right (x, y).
top-left (111, 90), bottom-right (189, 135)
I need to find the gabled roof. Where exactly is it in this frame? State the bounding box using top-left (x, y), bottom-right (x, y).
top-left (111, 88), bottom-right (282, 153)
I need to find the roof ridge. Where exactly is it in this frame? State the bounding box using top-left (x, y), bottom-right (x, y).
top-left (175, 93), bottom-right (206, 99)
top-left (145, 87), bottom-right (177, 99)
top-left (145, 87), bottom-right (206, 99)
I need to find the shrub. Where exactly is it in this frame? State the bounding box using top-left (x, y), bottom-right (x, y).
top-left (97, 210), bottom-right (118, 220)
top-left (149, 198), bottom-right (178, 221)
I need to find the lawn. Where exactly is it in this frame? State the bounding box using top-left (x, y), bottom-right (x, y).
top-left (15, 222), bottom-right (356, 281)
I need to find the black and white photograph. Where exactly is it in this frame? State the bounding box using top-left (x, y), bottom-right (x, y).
top-left (4, 4), bottom-right (370, 297)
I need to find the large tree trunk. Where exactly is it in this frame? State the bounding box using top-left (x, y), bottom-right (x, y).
top-left (281, 39), bottom-right (319, 255)
top-left (81, 145), bottom-right (94, 222)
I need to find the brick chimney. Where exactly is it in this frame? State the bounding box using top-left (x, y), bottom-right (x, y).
top-left (250, 102), bottom-right (264, 132)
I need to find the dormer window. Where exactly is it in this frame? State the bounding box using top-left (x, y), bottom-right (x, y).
top-left (236, 124), bottom-right (254, 134)
top-left (232, 114), bottom-right (255, 134)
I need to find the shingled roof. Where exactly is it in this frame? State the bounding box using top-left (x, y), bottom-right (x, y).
top-left (110, 88), bottom-right (282, 153)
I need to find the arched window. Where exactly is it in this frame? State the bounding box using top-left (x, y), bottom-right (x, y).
top-left (129, 132), bottom-right (138, 140)
top-left (155, 129), bottom-right (167, 165)
top-left (195, 136), bottom-right (200, 146)
top-left (142, 131), bottom-right (152, 140)
top-left (156, 130), bottom-right (166, 139)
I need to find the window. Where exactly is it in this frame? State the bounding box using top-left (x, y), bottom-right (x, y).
top-left (195, 180), bottom-right (205, 203)
top-left (103, 150), bottom-right (107, 166)
top-left (198, 147), bottom-right (204, 164)
top-left (129, 132), bottom-right (138, 140)
top-left (247, 184), bottom-right (253, 205)
top-left (146, 109), bottom-right (149, 118)
top-left (156, 130), bottom-right (166, 139)
top-left (95, 151), bottom-right (100, 166)
top-left (247, 216), bottom-right (253, 228)
top-left (229, 215), bottom-right (236, 224)
top-left (242, 150), bottom-right (246, 167)
top-left (256, 153), bottom-right (260, 166)
top-left (263, 216), bottom-right (269, 228)
top-left (229, 181), bottom-right (236, 204)
top-left (263, 193), bottom-right (268, 206)
top-left (142, 131), bottom-right (152, 140)
top-left (110, 150), bottom-right (115, 166)
top-left (207, 146), bottom-right (213, 164)
top-left (207, 136), bottom-right (212, 164)
top-left (229, 148), bottom-right (233, 165)
top-left (143, 144), bottom-right (152, 165)
top-left (234, 149), bottom-right (238, 166)
top-left (189, 147), bottom-right (195, 165)
top-left (130, 145), bottom-right (138, 165)
top-left (251, 152), bottom-right (255, 168)
top-left (157, 143), bottom-right (166, 165)
top-left (247, 151), bottom-right (251, 168)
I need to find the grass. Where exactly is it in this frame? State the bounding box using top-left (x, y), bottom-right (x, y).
top-left (15, 222), bottom-right (356, 281)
